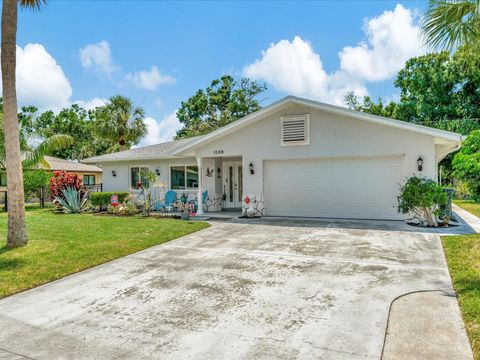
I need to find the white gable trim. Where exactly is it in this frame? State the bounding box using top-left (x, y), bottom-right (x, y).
top-left (172, 95), bottom-right (463, 156)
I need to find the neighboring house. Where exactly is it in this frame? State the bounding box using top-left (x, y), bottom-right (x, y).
top-left (0, 156), bottom-right (102, 208)
top-left (42, 156), bottom-right (103, 190)
top-left (82, 96), bottom-right (463, 220)
top-left (0, 156), bottom-right (102, 190)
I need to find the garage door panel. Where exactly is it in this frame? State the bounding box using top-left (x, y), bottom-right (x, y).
top-left (265, 157), bottom-right (404, 220)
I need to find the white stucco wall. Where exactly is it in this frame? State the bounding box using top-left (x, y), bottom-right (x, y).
top-left (99, 103), bottom-right (440, 218)
top-left (101, 157), bottom-right (197, 193)
top-left (193, 104), bottom-right (436, 202)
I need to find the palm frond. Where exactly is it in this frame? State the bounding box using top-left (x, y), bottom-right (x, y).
top-left (421, 0), bottom-right (480, 50)
top-left (19, 0), bottom-right (46, 10)
top-left (23, 134), bottom-right (74, 168)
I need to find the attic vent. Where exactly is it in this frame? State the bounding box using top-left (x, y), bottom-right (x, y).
top-left (281, 114), bottom-right (310, 146)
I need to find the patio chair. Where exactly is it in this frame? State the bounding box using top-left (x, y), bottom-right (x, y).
top-left (191, 190), bottom-right (208, 213)
top-left (155, 190), bottom-right (177, 212)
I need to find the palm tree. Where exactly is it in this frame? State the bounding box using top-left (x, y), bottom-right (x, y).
top-left (22, 134), bottom-right (74, 169)
top-left (95, 95), bottom-right (147, 151)
top-left (1, 0), bottom-right (45, 247)
top-left (421, 0), bottom-right (480, 50)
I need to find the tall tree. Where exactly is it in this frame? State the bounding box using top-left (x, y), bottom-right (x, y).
top-left (176, 75), bottom-right (267, 138)
top-left (95, 95), bottom-right (147, 151)
top-left (422, 0), bottom-right (480, 51)
top-left (1, 0), bottom-right (45, 247)
top-left (344, 93), bottom-right (397, 118)
top-left (394, 49), bottom-right (480, 134)
top-left (28, 104), bottom-right (114, 160)
top-left (346, 50), bottom-right (480, 135)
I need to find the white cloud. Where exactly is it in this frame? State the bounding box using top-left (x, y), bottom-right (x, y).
top-left (79, 40), bottom-right (118, 78)
top-left (339, 4), bottom-right (426, 81)
top-left (0, 43), bottom-right (73, 111)
top-left (243, 4), bottom-right (426, 105)
top-left (139, 111), bottom-right (181, 146)
top-left (244, 36), bottom-right (329, 99)
top-left (73, 97), bottom-right (106, 110)
top-left (243, 36), bottom-right (367, 104)
top-left (125, 66), bottom-right (175, 91)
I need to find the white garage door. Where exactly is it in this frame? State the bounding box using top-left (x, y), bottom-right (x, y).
top-left (265, 156), bottom-right (404, 220)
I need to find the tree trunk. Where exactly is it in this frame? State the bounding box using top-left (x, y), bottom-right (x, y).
top-left (1, 0), bottom-right (27, 247)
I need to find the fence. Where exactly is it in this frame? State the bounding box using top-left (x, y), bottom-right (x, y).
top-left (84, 184), bottom-right (103, 193)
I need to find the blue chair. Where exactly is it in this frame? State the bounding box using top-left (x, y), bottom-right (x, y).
top-left (155, 190), bottom-right (177, 212)
top-left (192, 190), bottom-right (208, 212)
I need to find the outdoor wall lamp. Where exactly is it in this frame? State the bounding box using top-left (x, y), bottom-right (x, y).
top-left (417, 156), bottom-right (423, 172)
top-left (111, 170), bottom-right (117, 177)
top-left (249, 162), bottom-right (254, 175)
top-left (206, 167), bottom-right (214, 177)
top-left (217, 167), bottom-right (222, 178)
top-left (155, 168), bottom-right (161, 176)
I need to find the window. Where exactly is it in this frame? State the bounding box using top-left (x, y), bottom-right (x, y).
top-left (130, 166), bottom-right (149, 188)
top-left (170, 166), bottom-right (198, 190)
top-left (83, 175), bottom-right (95, 186)
top-left (281, 114), bottom-right (310, 146)
top-left (0, 173), bottom-right (6, 186)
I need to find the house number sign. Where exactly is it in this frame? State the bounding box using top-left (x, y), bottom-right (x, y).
top-left (213, 149), bottom-right (224, 155)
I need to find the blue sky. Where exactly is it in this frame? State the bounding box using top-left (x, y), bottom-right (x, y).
top-left (15, 0), bottom-right (427, 146)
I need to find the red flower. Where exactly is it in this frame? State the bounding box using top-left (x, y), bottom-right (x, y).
top-left (49, 170), bottom-right (86, 201)
top-left (245, 196), bottom-right (250, 204)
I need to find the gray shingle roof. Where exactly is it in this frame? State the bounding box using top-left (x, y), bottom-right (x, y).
top-left (81, 137), bottom-right (202, 163)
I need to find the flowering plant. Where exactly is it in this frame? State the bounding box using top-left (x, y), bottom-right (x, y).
top-left (49, 170), bottom-right (85, 201)
top-left (174, 201), bottom-right (193, 214)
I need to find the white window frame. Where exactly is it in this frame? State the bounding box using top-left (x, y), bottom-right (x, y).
top-left (168, 164), bottom-right (199, 191)
top-left (129, 165), bottom-right (150, 188)
top-left (281, 114), bottom-right (310, 146)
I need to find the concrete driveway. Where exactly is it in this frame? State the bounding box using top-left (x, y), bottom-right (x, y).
top-left (0, 218), bottom-right (469, 359)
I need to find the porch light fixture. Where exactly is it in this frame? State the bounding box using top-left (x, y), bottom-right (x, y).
top-left (217, 167), bottom-right (222, 178)
top-left (417, 156), bottom-right (423, 172)
top-left (155, 168), bottom-right (161, 176)
top-left (111, 170), bottom-right (117, 177)
top-left (249, 162), bottom-right (254, 175)
top-left (206, 167), bottom-right (214, 177)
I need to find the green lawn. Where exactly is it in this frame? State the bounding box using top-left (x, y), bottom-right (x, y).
top-left (443, 234), bottom-right (480, 359)
top-left (0, 208), bottom-right (208, 299)
top-left (454, 200), bottom-right (480, 218)
top-left (444, 200), bottom-right (480, 358)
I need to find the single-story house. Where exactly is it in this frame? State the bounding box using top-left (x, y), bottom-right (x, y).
top-left (82, 96), bottom-right (463, 220)
top-left (42, 156), bottom-right (103, 188)
top-left (0, 156), bottom-right (102, 190)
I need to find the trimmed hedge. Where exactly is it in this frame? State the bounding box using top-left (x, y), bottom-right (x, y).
top-left (90, 192), bottom-right (129, 208)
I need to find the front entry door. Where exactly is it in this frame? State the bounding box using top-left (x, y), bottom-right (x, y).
top-left (223, 161), bottom-right (243, 208)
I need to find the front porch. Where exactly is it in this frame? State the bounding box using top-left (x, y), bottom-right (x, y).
top-left (196, 155), bottom-right (244, 215)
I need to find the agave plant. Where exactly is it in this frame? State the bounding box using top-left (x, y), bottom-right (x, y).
top-left (54, 187), bottom-right (90, 214)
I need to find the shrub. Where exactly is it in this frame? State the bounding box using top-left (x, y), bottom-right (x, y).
top-left (453, 130), bottom-right (480, 202)
top-left (49, 170), bottom-right (84, 201)
top-left (90, 192), bottom-right (129, 209)
top-left (107, 200), bottom-right (139, 216)
top-left (455, 180), bottom-right (472, 200)
top-left (54, 187), bottom-right (90, 214)
top-left (24, 170), bottom-right (51, 200)
top-left (397, 176), bottom-right (447, 227)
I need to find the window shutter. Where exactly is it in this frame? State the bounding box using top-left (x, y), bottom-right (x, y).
top-left (281, 114), bottom-right (310, 145)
